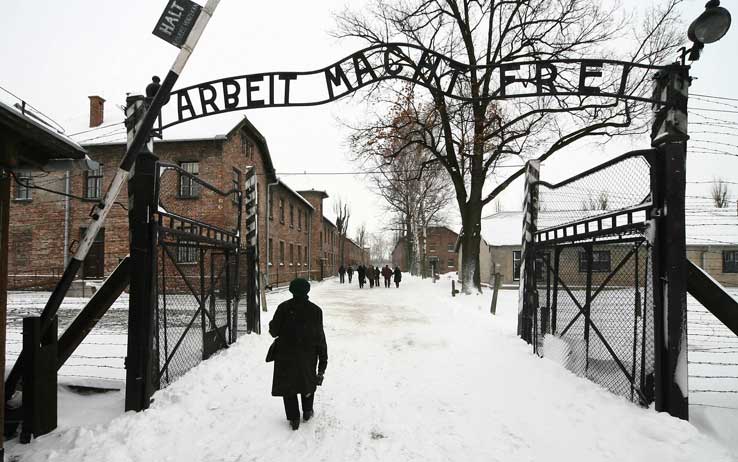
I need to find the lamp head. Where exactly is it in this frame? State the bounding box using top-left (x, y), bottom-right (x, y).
top-left (688, 0), bottom-right (731, 45)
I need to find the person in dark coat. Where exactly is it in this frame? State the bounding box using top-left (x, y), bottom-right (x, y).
top-left (393, 266), bottom-right (402, 288)
top-left (269, 278), bottom-right (328, 430)
top-left (338, 265), bottom-right (346, 283)
top-left (347, 265), bottom-right (354, 283)
top-left (357, 265), bottom-right (366, 288)
top-left (381, 265), bottom-right (392, 288)
top-left (374, 266), bottom-right (381, 288)
top-left (367, 266), bottom-right (374, 288)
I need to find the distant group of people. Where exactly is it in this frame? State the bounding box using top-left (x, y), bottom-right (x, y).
top-left (338, 264), bottom-right (402, 289)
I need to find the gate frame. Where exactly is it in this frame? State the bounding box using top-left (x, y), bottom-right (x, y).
top-left (519, 107), bottom-right (690, 419)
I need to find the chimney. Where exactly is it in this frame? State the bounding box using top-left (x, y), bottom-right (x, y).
top-left (88, 95), bottom-right (105, 128)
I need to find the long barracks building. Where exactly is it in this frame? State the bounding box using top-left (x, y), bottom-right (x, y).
top-left (7, 95), bottom-right (368, 290)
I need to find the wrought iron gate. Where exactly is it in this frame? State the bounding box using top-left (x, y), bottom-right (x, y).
top-left (153, 162), bottom-right (242, 388)
top-left (525, 151), bottom-right (657, 405)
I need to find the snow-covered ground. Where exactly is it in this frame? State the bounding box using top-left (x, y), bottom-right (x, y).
top-left (5, 276), bottom-right (737, 461)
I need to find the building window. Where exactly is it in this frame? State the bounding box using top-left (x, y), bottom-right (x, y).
top-left (320, 232), bottom-right (323, 250)
top-left (176, 224), bottom-right (198, 263)
top-left (279, 198), bottom-right (285, 223)
top-left (14, 171), bottom-right (32, 200)
top-left (268, 190), bottom-right (273, 220)
top-left (289, 243), bottom-right (294, 265)
top-left (289, 204), bottom-right (294, 227)
top-left (268, 238), bottom-right (273, 265)
top-left (447, 243), bottom-right (455, 252)
top-left (297, 245), bottom-right (302, 266)
top-left (513, 250), bottom-right (521, 281)
top-left (85, 164), bottom-right (103, 199)
top-left (428, 243), bottom-right (437, 252)
top-left (579, 250), bottom-right (611, 273)
top-left (279, 241), bottom-right (285, 265)
top-left (232, 168), bottom-right (241, 204)
top-left (12, 228), bottom-right (32, 266)
top-left (724, 251), bottom-right (738, 273)
top-left (304, 247), bottom-right (308, 265)
top-left (298, 210), bottom-right (302, 230)
top-left (447, 259), bottom-right (454, 268)
top-left (178, 161), bottom-right (200, 198)
top-left (241, 133), bottom-right (254, 160)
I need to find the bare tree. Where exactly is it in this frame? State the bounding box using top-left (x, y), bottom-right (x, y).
top-left (334, 198), bottom-right (351, 264)
top-left (355, 223), bottom-right (368, 263)
top-left (336, 0), bottom-right (684, 292)
top-left (582, 191), bottom-right (610, 211)
top-left (711, 178), bottom-right (730, 208)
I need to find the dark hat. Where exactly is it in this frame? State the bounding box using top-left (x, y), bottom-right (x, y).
top-left (289, 278), bottom-right (311, 296)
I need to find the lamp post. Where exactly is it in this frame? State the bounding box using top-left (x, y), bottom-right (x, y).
top-left (650, 0), bottom-right (731, 421)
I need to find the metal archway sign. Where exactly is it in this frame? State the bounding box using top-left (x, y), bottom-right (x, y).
top-left (157, 42), bottom-right (670, 130)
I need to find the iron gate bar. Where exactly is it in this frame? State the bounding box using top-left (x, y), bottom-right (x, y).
top-left (541, 248), bottom-right (649, 404)
top-left (160, 244), bottom-right (230, 348)
top-left (156, 246), bottom-right (232, 381)
top-left (156, 214), bottom-right (239, 248)
top-left (549, 245), bottom-right (638, 337)
top-left (640, 249), bottom-right (650, 399)
top-left (551, 248), bottom-right (560, 334)
top-left (631, 244), bottom-right (641, 402)
top-left (536, 208), bottom-right (650, 245)
top-left (584, 245), bottom-right (593, 374)
top-left (160, 246), bottom-right (170, 384)
top-left (158, 161), bottom-right (241, 198)
top-left (534, 149), bottom-right (655, 191)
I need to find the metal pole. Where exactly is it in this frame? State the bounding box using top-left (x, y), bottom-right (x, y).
top-left (650, 63), bottom-right (690, 420)
top-left (124, 149), bottom-right (159, 412)
top-left (518, 160), bottom-right (540, 343)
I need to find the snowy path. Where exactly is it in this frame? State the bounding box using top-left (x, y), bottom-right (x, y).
top-left (8, 276), bottom-right (735, 462)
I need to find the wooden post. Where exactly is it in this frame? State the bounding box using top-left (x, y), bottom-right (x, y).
top-left (490, 273), bottom-right (501, 315)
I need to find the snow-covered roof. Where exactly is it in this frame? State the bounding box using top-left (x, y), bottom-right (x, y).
top-left (481, 208), bottom-right (738, 247)
top-left (480, 211), bottom-right (524, 246)
top-left (0, 89), bottom-right (86, 165)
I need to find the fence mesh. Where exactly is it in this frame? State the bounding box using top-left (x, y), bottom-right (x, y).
top-left (537, 154), bottom-right (651, 232)
top-left (154, 162), bottom-right (240, 389)
top-left (530, 151), bottom-right (656, 406)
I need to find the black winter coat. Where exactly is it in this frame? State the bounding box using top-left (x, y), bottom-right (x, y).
top-left (269, 296), bottom-right (328, 397)
top-left (393, 268), bottom-right (402, 283)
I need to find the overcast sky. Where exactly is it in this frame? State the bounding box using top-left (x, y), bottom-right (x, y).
top-left (1, 0), bottom-right (737, 240)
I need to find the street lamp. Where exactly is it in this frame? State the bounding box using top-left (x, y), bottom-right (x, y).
top-left (686, 0), bottom-right (732, 61)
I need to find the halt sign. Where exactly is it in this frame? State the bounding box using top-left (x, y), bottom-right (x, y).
top-left (152, 0), bottom-right (202, 48)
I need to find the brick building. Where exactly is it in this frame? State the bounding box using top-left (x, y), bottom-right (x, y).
top-left (391, 226), bottom-right (459, 275)
top-left (7, 96), bottom-right (368, 289)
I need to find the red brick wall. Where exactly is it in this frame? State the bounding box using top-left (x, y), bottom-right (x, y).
top-left (265, 183), bottom-right (313, 287)
top-left (424, 227), bottom-right (459, 274)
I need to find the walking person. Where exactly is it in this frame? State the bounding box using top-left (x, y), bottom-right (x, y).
top-left (374, 266), bottom-right (380, 288)
top-left (357, 264), bottom-right (366, 288)
top-left (393, 266), bottom-right (402, 288)
top-left (382, 265), bottom-right (392, 288)
top-left (338, 265), bottom-right (346, 283)
top-left (268, 278), bottom-right (328, 431)
top-left (368, 265), bottom-right (375, 288)
top-left (347, 265), bottom-right (354, 283)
